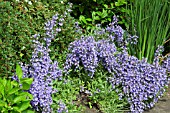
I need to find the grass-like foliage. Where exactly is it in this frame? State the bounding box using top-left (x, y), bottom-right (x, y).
top-left (127, 0), bottom-right (170, 63)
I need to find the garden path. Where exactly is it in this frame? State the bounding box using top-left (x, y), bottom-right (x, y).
top-left (144, 83), bottom-right (170, 113)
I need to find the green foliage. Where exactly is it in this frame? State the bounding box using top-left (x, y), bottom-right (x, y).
top-left (0, 0), bottom-right (58, 78)
top-left (52, 77), bottom-right (84, 113)
top-left (39, 0), bottom-right (83, 67)
top-left (0, 64), bottom-right (33, 113)
top-left (127, 0), bottom-right (170, 63)
top-left (65, 63), bottom-right (128, 112)
top-left (83, 69), bottom-right (128, 113)
top-left (69, 0), bottom-right (129, 31)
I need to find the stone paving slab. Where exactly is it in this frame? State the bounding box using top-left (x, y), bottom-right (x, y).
top-left (144, 84), bottom-right (170, 113)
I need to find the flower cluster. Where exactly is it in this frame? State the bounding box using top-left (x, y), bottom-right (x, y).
top-left (96, 39), bottom-right (117, 73)
top-left (57, 100), bottom-right (68, 113)
top-left (108, 52), bottom-right (168, 112)
top-left (106, 16), bottom-right (124, 46)
top-left (44, 2), bottom-right (73, 47)
top-left (64, 36), bottom-right (98, 77)
top-left (19, 35), bottom-right (62, 113)
top-left (162, 54), bottom-right (170, 73)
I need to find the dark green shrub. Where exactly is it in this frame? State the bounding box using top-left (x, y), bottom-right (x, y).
top-left (69, 0), bottom-right (130, 30)
top-left (0, 0), bottom-right (58, 77)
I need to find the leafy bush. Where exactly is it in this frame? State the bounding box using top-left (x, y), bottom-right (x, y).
top-left (0, 0), bottom-right (57, 77)
top-left (69, 0), bottom-right (129, 31)
top-left (0, 64), bottom-right (33, 113)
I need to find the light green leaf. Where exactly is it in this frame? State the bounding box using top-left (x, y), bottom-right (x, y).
top-left (20, 78), bottom-right (33, 85)
top-left (16, 63), bottom-right (23, 80)
top-left (115, 2), bottom-right (120, 6)
top-left (13, 95), bottom-right (26, 103)
top-left (86, 18), bottom-right (92, 21)
top-left (18, 101), bottom-right (30, 112)
top-left (94, 16), bottom-right (100, 21)
top-left (23, 110), bottom-right (35, 113)
top-left (7, 87), bottom-right (20, 95)
top-left (0, 100), bottom-right (7, 107)
top-left (0, 82), bottom-right (5, 97)
top-left (13, 106), bottom-right (20, 112)
top-left (79, 15), bottom-right (87, 24)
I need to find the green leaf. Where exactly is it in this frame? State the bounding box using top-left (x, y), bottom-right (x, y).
top-left (94, 16), bottom-right (100, 21)
top-left (115, 2), bottom-right (120, 6)
top-left (7, 87), bottom-right (20, 95)
top-left (20, 78), bottom-right (33, 85)
top-left (18, 101), bottom-right (31, 112)
top-left (86, 18), bottom-right (92, 21)
top-left (0, 82), bottom-right (5, 97)
top-left (0, 39), bottom-right (2, 44)
top-left (13, 95), bottom-right (26, 103)
top-left (0, 100), bottom-right (7, 107)
top-left (21, 82), bottom-right (31, 90)
top-left (16, 63), bottom-right (23, 80)
top-left (79, 15), bottom-right (87, 24)
top-left (79, 6), bottom-right (84, 14)
top-left (11, 81), bottom-right (19, 87)
top-left (23, 110), bottom-right (35, 113)
top-left (13, 106), bottom-right (20, 112)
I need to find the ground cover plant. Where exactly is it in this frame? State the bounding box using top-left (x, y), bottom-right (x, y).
top-left (0, 0), bottom-right (170, 113)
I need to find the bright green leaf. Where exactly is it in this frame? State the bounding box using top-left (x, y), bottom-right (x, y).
top-left (7, 87), bottom-right (20, 95)
top-left (18, 101), bottom-right (30, 112)
top-left (13, 95), bottom-right (26, 103)
top-left (0, 100), bottom-right (7, 107)
top-left (16, 63), bottom-right (23, 80)
top-left (20, 78), bottom-right (33, 85)
top-left (115, 2), bottom-right (120, 6)
top-left (79, 15), bottom-right (87, 24)
top-left (86, 18), bottom-right (92, 21)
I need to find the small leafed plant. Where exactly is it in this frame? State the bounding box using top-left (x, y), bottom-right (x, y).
top-left (0, 64), bottom-right (33, 113)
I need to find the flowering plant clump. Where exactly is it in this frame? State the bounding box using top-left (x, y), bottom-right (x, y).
top-left (64, 36), bottom-right (98, 77)
top-left (108, 52), bottom-right (168, 112)
top-left (64, 16), bottom-right (169, 112)
top-left (13, 34), bottom-right (62, 113)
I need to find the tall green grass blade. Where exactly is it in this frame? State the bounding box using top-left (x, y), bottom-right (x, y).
top-left (127, 0), bottom-right (170, 63)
